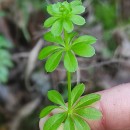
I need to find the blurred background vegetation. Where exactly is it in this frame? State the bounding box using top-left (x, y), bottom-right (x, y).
top-left (0, 0), bottom-right (130, 129)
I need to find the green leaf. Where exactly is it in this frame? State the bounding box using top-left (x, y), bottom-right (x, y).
top-left (47, 5), bottom-right (55, 15)
top-left (38, 46), bottom-right (61, 60)
top-left (71, 84), bottom-right (85, 105)
top-left (0, 59), bottom-right (13, 68)
top-left (74, 116), bottom-right (90, 130)
top-left (0, 11), bottom-right (6, 17)
top-left (47, 90), bottom-right (66, 107)
top-left (70, 1), bottom-right (82, 7)
top-left (72, 5), bottom-right (85, 14)
top-left (73, 35), bottom-right (97, 45)
top-left (0, 73), bottom-right (8, 83)
top-left (75, 94), bottom-right (101, 108)
top-left (64, 51), bottom-right (78, 72)
top-left (51, 20), bottom-right (63, 36)
top-left (67, 32), bottom-right (78, 44)
top-left (63, 20), bottom-right (74, 33)
top-left (45, 51), bottom-right (62, 72)
top-left (62, 1), bottom-right (71, 11)
top-left (72, 43), bottom-right (95, 57)
top-left (44, 32), bottom-right (64, 45)
top-left (40, 105), bottom-right (58, 118)
top-left (44, 113), bottom-right (66, 130)
top-left (52, 2), bottom-right (61, 14)
top-left (64, 116), bottom-right (75, 130)
top-left (44, 17), bottom-right (58, 28)
top-left (0, 67), bottom-right (9, 83)
top-left (0, 36), bottom-right (12, 48)
top-left (0, 49), bottom-right (11, 58)
top-left (71, 15), bottom-right (85, 25)
top-left (76, 107), bottom-right (102, 120)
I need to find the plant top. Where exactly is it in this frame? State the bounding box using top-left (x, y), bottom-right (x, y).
top-left (39, 0), bottom-right (102, 130)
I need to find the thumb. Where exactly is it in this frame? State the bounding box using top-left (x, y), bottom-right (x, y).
top-left (88, 83), bottom-right (130, 130)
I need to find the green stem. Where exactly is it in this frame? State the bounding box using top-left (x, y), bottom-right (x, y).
top-left (64, 29), bottom-right (71, 112)
top-left (67, 71), bottom-right (71, 112)
top-left (64, 30), bottom-right (68, 46)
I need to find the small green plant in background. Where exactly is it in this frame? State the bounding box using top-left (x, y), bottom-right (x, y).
top-left (0, 11), bottom-right (6, 17)
top-left (93, 1), bottom-right (116, 30)
top-left (0, 35), bottom-right (13, 83)
top-left (39, 0), bottom-right (102, 130)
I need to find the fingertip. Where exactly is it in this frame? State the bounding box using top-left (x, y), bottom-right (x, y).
top-left (88, 84), bottom-right (130, 130)
top-left (39, 116), bottom-right (49, 130)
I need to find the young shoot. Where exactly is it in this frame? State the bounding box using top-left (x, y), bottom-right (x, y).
top-left (38, 1), bottom-right (102, 130)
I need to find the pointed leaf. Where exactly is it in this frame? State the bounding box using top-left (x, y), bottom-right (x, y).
top-left (64, 51), bottom-right (78, 72)
top-left (71, 15), bottom-right (85, 25)
top-left (47, 5), bottom-right (55, 15)
top-left (70, 1), bottom-right (82, 7)
top-left (72, 5), bottom-right (85, 14)
top-left (67, 32), bottom-right (78, 44)
top-left (44, 32), bottom-right (64, 45)
top-left (72, 43), bottom-right (95, 57)
top-left (40, 105), bottom-right (58, 118)
top-left (76, 107), bottom-right (102, 120)
top-left (44, 17), bottom-right (58, 28)
top-left (64, 116), bottom-right (75, 130)
top-left (48, 90), bottom-right (65, 107)
top-left (52, 2), bottom-right (61, 14)
top-left (44, 113), bottom-right (66, 130)
top-left (74, 116), bottom-right (90, 130)
top-left (73, 35), bottom-right (97, 45)
top-left (51, 20), bottom-right (63, 36)
top-left (62, 1), bottom-right (71, 11)
top-left (63, 20), bottom-right (74, 33)
top-left (45, 51), bottom-right (62, 72)
top-left (38, 46), bottom-right (61, 60)
top-left (71, 83), bottom-right (85, 105)
top-left (75, 94), bottom-right (101, 108)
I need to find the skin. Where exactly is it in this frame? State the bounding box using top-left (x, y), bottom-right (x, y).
top-left (39, 83), bottom-right (130, 130)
